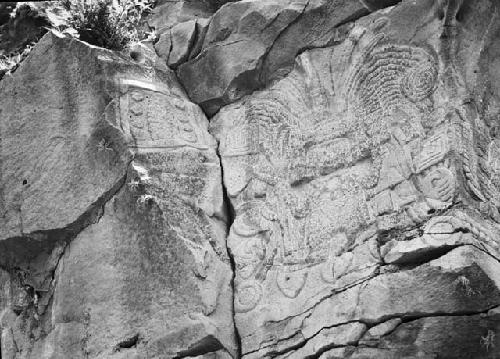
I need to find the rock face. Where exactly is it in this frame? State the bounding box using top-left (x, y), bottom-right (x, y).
top-left (2, 0), bottom-right (500, 358)
top-left (0, 32), bottom-right (235, 358)
top-left (209, 0), bottom-right (500, 356)
top-left (177, 0), bottom-right (370, 115)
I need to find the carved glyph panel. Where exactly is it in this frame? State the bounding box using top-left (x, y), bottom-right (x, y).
top-left (215, 18), bottom-right (500, 330)
top-left (118, 79), bottom-right (214, 151)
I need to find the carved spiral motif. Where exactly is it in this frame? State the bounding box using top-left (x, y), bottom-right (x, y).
top-left (346, 41), bottom-right (439, 116)
top-left (400, 64), bottom-right (438, 102)
top-left (234, 280), bottom-right (263, 313)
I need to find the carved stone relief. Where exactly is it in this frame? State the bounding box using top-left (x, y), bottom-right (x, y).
top-left (118, 78), bottom-right (215, 151)
top-left (212, 1), bottom-right (500, 355)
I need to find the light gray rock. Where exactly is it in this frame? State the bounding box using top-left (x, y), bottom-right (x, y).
top-left (0, 31), bottom-right (234, 359)
top-left (210, 0), bottom-right (500, 356)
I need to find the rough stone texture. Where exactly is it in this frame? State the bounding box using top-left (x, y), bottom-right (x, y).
top-left (147, 0), bottom-right (236, 36)
top-left (3, 0), bottom-right (500, 358)
top-left (147, 0), bottom-right (213, 35)
top-left (349, 314), bottom-right (500, 358)
top-left (210, 0), bottom-right (500, 356)
top-left (0, 32), bottom-right (235, 358)
top-left (177, 0), bottom-right (373, 115)
top-left (155, 20), bottom-right (198, 69)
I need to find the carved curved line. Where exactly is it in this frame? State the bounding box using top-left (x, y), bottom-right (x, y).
top-left (234, 281), bottom-right (263, 313)
top-left (276, 271), bottom-right (308, 298)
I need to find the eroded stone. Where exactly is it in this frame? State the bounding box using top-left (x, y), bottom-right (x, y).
top-left (0, 31), bottom-right (234, 359)
top-left (211, 0), bottom-right (500, 356)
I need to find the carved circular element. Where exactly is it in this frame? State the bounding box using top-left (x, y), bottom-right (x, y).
top-left (419, 166), bottom-right (455, 202)
top-left (400, 64), bottom-right (438, 102)
top-left (276, 270), bottom-right (308, 298)
top-left (234, 281), bottom-right (263, 313)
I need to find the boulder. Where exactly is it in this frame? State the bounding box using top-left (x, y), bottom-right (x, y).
top-left (0, 31), bottom-right (235, 359)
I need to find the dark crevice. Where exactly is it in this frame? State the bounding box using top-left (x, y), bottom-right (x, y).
top-left (214, 141), bottom-right (241, 358)
top-left (272, 307), bottom-right (499, 359)
top-left (242, 274), bottom-right (380, 357)
top-left (306, 342), bottom-right (352, 359)
top-left (217, 150), bottom-right (235, 227)
top-left (189, 17), bottom-right (213, 61)
top-left (114, 333), bottom-right (140, 351)
top-left (399, 305), bottom-right (500, 323)
top-left (388, 244), bottom-right (461, 268)
top-left (264, 337), bottom-right (309, 358)
top-left (176, 0), bottom-right (405, 116)
top-left (362, 304), bottom-right (500, 328)
top-left (359, 0), bottom-right (402, 12)
top-left (263, 321), bottom-right (365, 359)
top-left (0, 164), bottom-right (132, 354)
top-left (228, 252), bottom-right (243, 359)
top-left (174, 335), bottom-right (223, 358)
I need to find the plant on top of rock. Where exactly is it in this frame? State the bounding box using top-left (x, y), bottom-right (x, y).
top-left (62, 0), bottom-right (155, 50)
top-left (0, 3), bottom-right (56, 80)
top-left (0, 43), bottom-right (35, 80)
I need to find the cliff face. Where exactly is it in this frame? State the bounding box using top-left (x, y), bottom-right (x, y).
top-left (1, 0), bottom-right (500, 358)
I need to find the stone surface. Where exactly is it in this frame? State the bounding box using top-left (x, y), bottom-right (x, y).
top-left (0, 31), bottom-right (234, 359)
top-left (3, 0), bottom-right (500, 358)
top-left (350, 314), bottom-right (500, 358)
top-left (147, 0), bottom-right (235, 35)
top-left (177, 0), bottom-right (372, 115)
top-left (156, 20), bottom-right (198, 69)
top-left (147, 0), bottom-right (211, 35)
top-left (210, 0), bottom-right (500, 356)
top-left (0, 32), bottom-right (132, 244)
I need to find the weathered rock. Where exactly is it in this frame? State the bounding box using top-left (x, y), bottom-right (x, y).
top-left (0, 31), bottom-right (235, 359)
top-left (177, 0), bottom-right (380, 114)
top-left (359, 0), bottom-right (401, 11)
top-left (350, 314), bottom-right (500, 358)
top-left (275, 322), bottom-right (366, 359)
top-left (0, 32), bottom-right (132, 245)
top-left (177, 0), bottom-right (310, 114)
top-left (154, 30), bottom-right (173, 62)
top-left (381, 211), bottom-right (500, 264)
top-left (156, 20), bottom-right (198, 68)
top-left (148, 0), bottom-right (233, 36)
top-left (211, 0), bottom-right (500, 356)
top-left (148, 0), bottom-right (210, 34)
top-left (2, 0), bottom-right (500, 357)
top-left (358, 317), bottom-right (402, 347)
